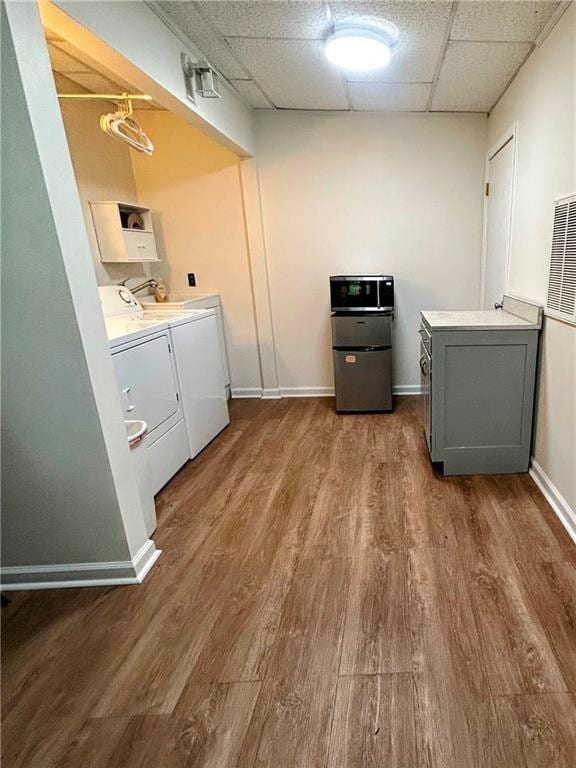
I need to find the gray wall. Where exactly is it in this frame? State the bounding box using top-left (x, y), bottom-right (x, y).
top-left (1, 3), bottom-right (148, 568)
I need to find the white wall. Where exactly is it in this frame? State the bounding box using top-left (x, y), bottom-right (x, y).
top-left (2, 1), bottom-right (153, 579)
top-left (55, 73), bottom-right (151, 287)
top-left (131, 111), bottom-right (262, 392)
top-left (255, 112), bottom-right (487, 391)
top-left (487, 5), bottom-right (576, 515)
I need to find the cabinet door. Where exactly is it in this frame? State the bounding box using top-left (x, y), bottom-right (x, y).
top-left (112, 335), bottom-right (179, 433)
top-left (431, 329), bottom-right (539, 474)
top-left (123, 230), bottom-right (158, 262)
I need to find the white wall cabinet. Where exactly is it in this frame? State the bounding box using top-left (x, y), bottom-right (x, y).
top-left (90, 201), bottom-right (159, 263)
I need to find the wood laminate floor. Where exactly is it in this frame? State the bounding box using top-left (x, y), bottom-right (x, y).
top-left (2, 397), bottom-right (576, 768)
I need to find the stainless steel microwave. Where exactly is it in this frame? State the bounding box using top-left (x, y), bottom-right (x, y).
top-left (330, 275), bottom-right (394, 313)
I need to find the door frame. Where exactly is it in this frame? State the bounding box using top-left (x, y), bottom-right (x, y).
top-left (480, 122), bottom-right (518, 308)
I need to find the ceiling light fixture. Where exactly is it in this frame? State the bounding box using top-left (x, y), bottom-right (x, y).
top-left (325, 28), bottom-right (392, 71)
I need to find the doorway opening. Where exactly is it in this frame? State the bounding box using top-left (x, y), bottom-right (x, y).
top-left (481, 125), bottom-right (517, 309)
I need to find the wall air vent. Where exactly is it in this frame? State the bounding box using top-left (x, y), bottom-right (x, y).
top-left (546, 194), bottom-right (576, 324)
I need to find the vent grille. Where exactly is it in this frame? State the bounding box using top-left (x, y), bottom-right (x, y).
top-left (546, 195), bottom-right (576, 324)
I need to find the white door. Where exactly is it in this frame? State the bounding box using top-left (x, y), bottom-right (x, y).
top-left (171, 316), bottom-right (230, 458)
top-left (112, 335), bottom-right (180, 433)
top-left (483, 137), bottom-right (515, 309)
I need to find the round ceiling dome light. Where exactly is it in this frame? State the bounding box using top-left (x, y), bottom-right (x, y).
top-left (325, 28), bottom-right (392, 71)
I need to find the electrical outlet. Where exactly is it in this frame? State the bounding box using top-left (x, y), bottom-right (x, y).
top-left (187, 273), bottom-right (196, 287)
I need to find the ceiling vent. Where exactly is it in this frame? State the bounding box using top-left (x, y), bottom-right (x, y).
top-left (546, 194), bottom-right (576, 325)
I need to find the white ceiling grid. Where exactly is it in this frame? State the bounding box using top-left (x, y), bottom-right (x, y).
top-left (152, 1), bottom-right (564, 113)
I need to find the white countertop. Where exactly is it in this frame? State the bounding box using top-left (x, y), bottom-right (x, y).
top-left (421, 309), bottom-right (540, 331)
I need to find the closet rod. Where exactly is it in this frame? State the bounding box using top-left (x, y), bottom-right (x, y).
top-left (57, 93), bottom-right (152, 101)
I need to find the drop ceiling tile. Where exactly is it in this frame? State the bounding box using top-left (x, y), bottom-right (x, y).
top-left (228, 38), bottom-right (348, 110)
top-left (331, 1), bottom-right (452, 82)
top-left (451, 1), bottom-right (560, 43)
top-left (349, 82), bottom-right (430, 111)
top-left (231, 80), bottom-right (274, 109)
top-left (155, 2), bottom-right (248, 78)
top-left (432, 41), bottom-right (531, 112)
top-left (197, 1), bottom-right (330, 39)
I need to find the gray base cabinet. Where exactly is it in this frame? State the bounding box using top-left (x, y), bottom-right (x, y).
top-left (420, 299), bottom-right (542, 476)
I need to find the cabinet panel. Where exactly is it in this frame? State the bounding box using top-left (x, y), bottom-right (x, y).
top-left (444, 344), bottom-right (526, 447)
top-left (123, 230), bottom-right (158, 262)
top-left (428, 328), bottom-right (539, 475)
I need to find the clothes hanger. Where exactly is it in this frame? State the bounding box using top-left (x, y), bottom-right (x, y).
top-left (99, 98), bottom-right (154, 155)
top-left (57, 92), bottom-right (154, 155)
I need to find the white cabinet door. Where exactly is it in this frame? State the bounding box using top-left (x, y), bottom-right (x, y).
top-left (123, 230), bottom-right (158, 262)
top-left (171, 316), bottom-right (230, 458)
top-left (112, 335), bottom-right (180, 434)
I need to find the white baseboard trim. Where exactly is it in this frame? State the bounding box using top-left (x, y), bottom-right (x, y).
top-left (231, 387), bottom-right (263, 398)
top-left (280, 385), bottom-right (422, 397)
top-left (393, 384), bottom-right (422, 396)
top-left (0, 539), bottom-right (161, 591)
top-left (529, 458), bottom-right (576, 546)
top-left (280, 386), bottom-right (335, 397)
top-left (132, 540), bottom-right (162, 583)
top-left (232, 385), bottom-right (422, 399)
top-left (262, 388), bottom-right (281, 399)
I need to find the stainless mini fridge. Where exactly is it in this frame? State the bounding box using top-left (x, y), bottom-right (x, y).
top-left (331, 313), bottom-right (393, 412)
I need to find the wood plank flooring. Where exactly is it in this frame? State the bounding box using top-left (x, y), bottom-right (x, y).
top-left (2, 396), bottom-right (576, 768)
